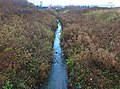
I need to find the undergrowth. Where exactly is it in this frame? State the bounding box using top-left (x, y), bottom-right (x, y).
top-left (60, 8), bottom-right (120, 89)
top-left (0, 0), bottom-right (57, 88)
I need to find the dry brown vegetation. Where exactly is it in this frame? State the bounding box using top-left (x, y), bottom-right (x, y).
top-left (0, 0), bottom-right (57, 89)
top-left (59, 8), bottom-right (120, 89)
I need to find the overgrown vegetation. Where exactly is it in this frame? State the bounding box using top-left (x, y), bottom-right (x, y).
top-left (0, 0), bottom-right (57, 88)
top-left (59, 8), bottom-right (120, 89)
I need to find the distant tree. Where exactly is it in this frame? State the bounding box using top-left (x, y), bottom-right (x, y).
top-left (0, 0), bottom-right (34, 11)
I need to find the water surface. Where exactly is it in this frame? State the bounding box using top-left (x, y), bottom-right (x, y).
top-left (41, 20), bottom-right (68, 89)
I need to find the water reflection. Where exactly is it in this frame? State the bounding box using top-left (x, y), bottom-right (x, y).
top-left (41, 20), bottom-right (68, 89)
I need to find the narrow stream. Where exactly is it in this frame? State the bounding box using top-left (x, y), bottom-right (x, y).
top-left (40, 20), bottom-right (68, 89)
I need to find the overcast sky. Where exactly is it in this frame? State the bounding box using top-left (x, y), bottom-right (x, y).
top-left (28, 0), bottom-right (120, 6)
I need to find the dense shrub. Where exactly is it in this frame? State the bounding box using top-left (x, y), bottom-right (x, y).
top-left (0, 0), bottom-right (57, 88)
top-left (59, 8), bottom-right (120, 89)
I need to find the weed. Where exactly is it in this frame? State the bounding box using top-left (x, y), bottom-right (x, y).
top-left (60, 8), bottom-right (120, 89)
top-left (3, 81), bottom-right (13, 89)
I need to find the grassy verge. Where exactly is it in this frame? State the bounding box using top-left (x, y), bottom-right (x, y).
top-left (60, 8), bottom-right (120, 89)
